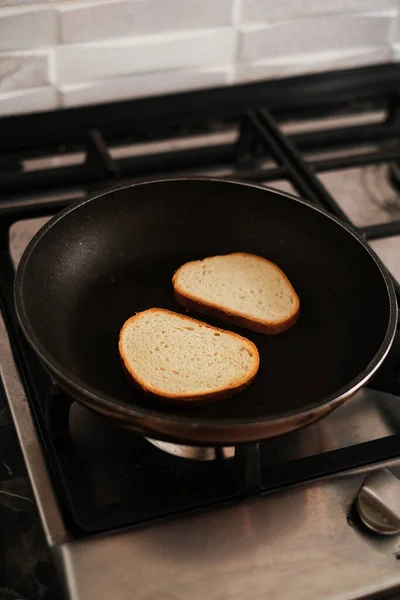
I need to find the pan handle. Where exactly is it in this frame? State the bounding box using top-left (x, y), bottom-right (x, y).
top-left (369, 329), bottom-right (400, 396)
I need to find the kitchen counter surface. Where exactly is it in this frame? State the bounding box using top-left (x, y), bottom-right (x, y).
top-left (0, 381), bottom-right (59, 600)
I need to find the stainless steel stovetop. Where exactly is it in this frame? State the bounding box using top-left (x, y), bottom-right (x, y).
top-left (3, 317), bottom-right (400, 600)
top-left (2, 94), bottom-right (400, 599)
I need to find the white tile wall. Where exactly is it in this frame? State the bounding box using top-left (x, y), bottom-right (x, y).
top-left (0, 0), bottom-right (51, 6)
top-left (238, 14), bottom-right (392, 62)
top-left (393, 11), bottom-right (400, 43)
top-left (392, 44), bottom-right (400, 60)
top-left (0, 51), bottom-right (49, 92)
top-left (60, 65), bottom-right (233, 106)
top-left (125, 0), bottom-right (234, 34)
top-left (234, 47), bottom-right (392, 82)
top-left (240, 0), bottom-right (398, 22)
top-left (0, 85), bottom-right (58, 115)
top-left (59, 0), bottom-right (132, 43)
top-left (56, 28), bottom-right (236, 83)
top-left (0, 0), bottom-right (398, 117)
top-left (59, 0), bottom-right (235, 45)
top-left (0, 9), bottom-right (57, 50)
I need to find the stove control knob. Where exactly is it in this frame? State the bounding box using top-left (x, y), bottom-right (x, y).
top-left (356, 469), bottom-right (400, 535)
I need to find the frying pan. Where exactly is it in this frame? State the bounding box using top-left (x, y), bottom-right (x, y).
top-left (14, 178), bottom-right (397, 445)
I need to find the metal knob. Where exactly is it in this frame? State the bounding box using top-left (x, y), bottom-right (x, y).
top-left (356, 469), bottom-right (400, 535)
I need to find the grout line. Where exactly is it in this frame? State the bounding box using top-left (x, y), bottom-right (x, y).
top-left (388, 4), bottom-right (399, 60)
top-left (232, 0), bottom-right (242, 25)
top-left (226, 63), bottom-right (235, 85)
top-left (240, 8), bottom-right (399, 26)
top-left (231, 0), bottom-right (241, 68)
top-left (47, 47), bottom-right (57, 84)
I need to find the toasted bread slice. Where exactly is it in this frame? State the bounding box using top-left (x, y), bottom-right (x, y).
top-left (173, 252), bottom-right (300, 335)
top-left (119, 308), bottom-right (259, 404)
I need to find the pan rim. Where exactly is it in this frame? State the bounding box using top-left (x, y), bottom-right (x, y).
top-left (14, 177), bottom-right (398, 431)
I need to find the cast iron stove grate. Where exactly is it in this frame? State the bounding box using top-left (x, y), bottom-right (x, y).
top-left (1, 65), bottom-right (400, 537)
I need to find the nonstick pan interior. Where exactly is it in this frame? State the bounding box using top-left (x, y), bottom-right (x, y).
top-left (15, 179), bottom-right (395, 432)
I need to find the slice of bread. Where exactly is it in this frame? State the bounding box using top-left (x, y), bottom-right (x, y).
top-left (119, 308), bottom-right (259, 405)
top-left (173, 252), bottom-right (300, 335)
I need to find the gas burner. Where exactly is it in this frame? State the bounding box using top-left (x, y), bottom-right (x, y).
top-left (145, 438), bottom-right (235, 460)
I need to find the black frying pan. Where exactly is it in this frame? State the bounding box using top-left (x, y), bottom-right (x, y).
top-left (14, 179), bottom-right (397, 444)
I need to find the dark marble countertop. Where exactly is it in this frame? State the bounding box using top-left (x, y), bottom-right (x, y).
top-left (0, 383), bottom-right (60, 600)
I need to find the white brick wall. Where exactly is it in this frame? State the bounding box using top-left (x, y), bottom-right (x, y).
top-left (0, 0), bottom-right (398, 117)
top-left (0, 50), bottom-right (49, 92)
top-left (60, 65), bottom-right (233, 106)
top-left (59, 0), bottom-right (235, 44)
top-left (59, 1), bottom-right (132, 44)
top-left (238, 14), bottom-right (392, 62)
top-left (0, 0), bottom-right (51, 6)
top-left (0, 85), bottom-right (58, 115)
top-left (0, 9), bottom-right (57, 50)
top-left (125, 0), bottom-right (234, 34)
top-left (234, 47), bottom-right (392, 82)
top-left (240, 0), bottom-right (398, 22)
top-left (56, 28), bottom-right (236, 83)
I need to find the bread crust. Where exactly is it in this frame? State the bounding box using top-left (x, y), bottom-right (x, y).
top-left (119, 308), bottom-right (260, 405)
top-left (173, 252), bottom-right (300, 335)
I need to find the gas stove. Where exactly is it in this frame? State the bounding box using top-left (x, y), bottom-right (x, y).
top-left (2, 64), bottom-right (400, 600)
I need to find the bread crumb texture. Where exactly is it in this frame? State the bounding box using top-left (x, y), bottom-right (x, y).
top-left (119, 308), bottom-right (259, 398)
top-left (174, 253), bottom-right (298, 323)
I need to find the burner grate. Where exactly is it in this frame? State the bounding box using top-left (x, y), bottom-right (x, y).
top-left (1, 64), bottom-right (400, 537)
